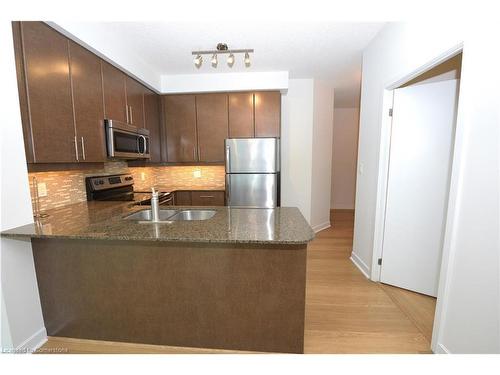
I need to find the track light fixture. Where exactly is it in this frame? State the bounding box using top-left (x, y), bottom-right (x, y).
top-left (192, 43), bottom-right (253, 69)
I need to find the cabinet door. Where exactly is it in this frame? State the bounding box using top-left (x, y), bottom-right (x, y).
top-left (174, 191), bottom-right (192, 206)
top-left (254, 91), bottom-right (281, 138)
top-left (228, 93), bottom-right (254, 138)
top-left (12, 22), bottom-right (34, 163)
top-left (163, 95), bottom-right (197, 162)
top-left (144, 88), bottom-right (162, 162)
top-left (69, 41), bottom-right (106, 162)
top-left (191, 191), bottom-right (225, 206)
top-left (21, 22), bottom-right (76, 163)
top-left (125, 77), bottom-right (145, 128)
top-left (196, 94), bottom-right (228, 162)
top-left (101, 62), bottom-right (127, 123)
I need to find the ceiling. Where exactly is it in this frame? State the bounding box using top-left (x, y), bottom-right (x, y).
top-left (71, 22), bottom-right (385, 107)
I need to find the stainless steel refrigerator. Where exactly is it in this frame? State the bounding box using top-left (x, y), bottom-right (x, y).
top-left (225, 138), bottom-right (280, 208)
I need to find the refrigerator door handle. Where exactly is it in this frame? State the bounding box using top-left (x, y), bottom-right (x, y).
top-left (225, 144), bottom-right (231, 173)
top-left (225, 144), bottom-right (231, 205)
top-left (225, 174), bottom-right (231, 206)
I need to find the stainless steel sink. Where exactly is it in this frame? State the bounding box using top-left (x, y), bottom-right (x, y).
top-left (123, 209), bottom-right (216, 222)
top-left (124, 209), bottom-right (177, 222)
top-left (166, 210), bottom-right (216, 221)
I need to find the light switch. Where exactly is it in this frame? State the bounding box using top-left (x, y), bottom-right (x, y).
top-left (37, 182), bottom-right (47, 197)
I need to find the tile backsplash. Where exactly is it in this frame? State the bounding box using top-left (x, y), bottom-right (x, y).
top-left (28, 162), bottom-right (225, 212)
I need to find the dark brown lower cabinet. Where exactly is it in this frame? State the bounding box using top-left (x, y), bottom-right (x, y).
top-left (174, 190), bottom-right (225, 206)
top-left (174, 191), bottom-right (192, 206)
top-left (191, 191), bottom-right (225, 206)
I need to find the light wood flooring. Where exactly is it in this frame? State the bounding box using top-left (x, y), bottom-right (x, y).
top-left (37, 210), bottom-right (436, 354)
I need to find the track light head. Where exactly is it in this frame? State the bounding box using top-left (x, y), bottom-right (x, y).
top-left (193, 54), bottom-right (202, 68)
top-left (244, 52), bottom-right (251, 67)
top-left (211, 54), bottom-right (218, 68)
top-left (227, 53), bottom-right (235, 67)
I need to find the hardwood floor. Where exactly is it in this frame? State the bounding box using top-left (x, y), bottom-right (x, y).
top-left (303, 210), bottom-right (435, 353)
top-left (37, 209), bottom-right (436, 354)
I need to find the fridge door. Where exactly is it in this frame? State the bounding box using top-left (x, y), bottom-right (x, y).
top-left (226, 173), bottom-right (279, 208)
top-left (225, 138), bottom-right (279, 173)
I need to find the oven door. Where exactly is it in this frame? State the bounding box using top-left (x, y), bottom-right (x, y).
top-left (106, 120), bottom-right (150, 159)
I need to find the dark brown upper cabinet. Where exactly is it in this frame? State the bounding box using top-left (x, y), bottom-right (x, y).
top-left (19, 22), bottom-right (77, 163)
top-left (254, 91), bottom-right (281, 138)
top-left (101, 62), bottom-right (127, 124)
top-left (196, 94), bottom-right (228, 162)
top-left (144, 88), bottom-right (162, 162)
top-left (125, 76), bottom-right (145, 128)
top-left (163, 95), bottom-right (198, 163)
top-left (68, 41), bottom-right (106, 162)
top-left (228, 93), bottom-right (254, 138)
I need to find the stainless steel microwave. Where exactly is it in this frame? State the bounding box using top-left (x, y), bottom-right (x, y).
top-left (105, 119), bottom-right (150, 159)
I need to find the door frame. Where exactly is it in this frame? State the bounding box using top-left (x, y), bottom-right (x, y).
top-left (370, 43), bottom-right (464, 353)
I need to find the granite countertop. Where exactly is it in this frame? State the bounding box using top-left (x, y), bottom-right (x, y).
top-left (1, 201), bottom-right (314, 245)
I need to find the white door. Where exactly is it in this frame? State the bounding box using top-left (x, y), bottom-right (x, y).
top-left (380, 79), bottom-right (459, 297)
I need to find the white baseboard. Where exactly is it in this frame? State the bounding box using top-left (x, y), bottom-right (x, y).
top-left (312, 221), bottom-right (331, 233)
top-left (15, 326), bottom-right (47, 353)
top-left (434, 343), bottom-right (451, 354)
top-left (350, 252), bottom-right (370, 279)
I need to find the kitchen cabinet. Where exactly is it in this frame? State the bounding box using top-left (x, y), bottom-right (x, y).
top-left (191, 191), bottom-right (225, 206)
top-left (163, 95), bottom-right (198, 162)
top-left (19, 21), bottom-right (77, 163)
top-left (228, 93), bottom-right (254, 138)
top-left (101, 62), bottom-right (128, 124)
top-left (144, 88), bottom-right (162, 162)
top-left (174, 191), bottom-right (192, 205)
top-left (196, 94), bottom-right (228, 162)
top-left (125, 76), bottom-right (145, 128)
top-left (254, 91), bottom-right (281, 137)
top-left (68, 41), bottom-right (106, 162)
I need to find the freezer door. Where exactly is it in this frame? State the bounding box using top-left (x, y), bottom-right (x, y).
top-left (226, 173), bottom-right (279, 208)
top-left (225, 138), bottom-right (279, 173)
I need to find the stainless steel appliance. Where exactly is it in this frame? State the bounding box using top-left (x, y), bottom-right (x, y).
top-left (105, 119), bottom-right (150, 159)
top-left (85, 174), bottom-right (173, 206)
top-left (225, 138), bottom-right (280, 208)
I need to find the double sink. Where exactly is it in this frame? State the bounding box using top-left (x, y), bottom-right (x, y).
top-left (124, 209), bottom-right (216, 223)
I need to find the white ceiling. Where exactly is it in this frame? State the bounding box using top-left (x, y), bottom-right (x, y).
top-left (64, 22), bottom-right (385, 107)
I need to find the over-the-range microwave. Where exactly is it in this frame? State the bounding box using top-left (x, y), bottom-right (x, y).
top-left (105, 119), bottom-right (150, 159)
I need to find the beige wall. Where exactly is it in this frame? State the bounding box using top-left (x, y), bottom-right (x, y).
top-left (331, 108), bottom-right (360, 209)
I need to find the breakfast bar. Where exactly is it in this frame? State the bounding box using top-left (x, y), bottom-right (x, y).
top-left (1, 202), bottom-right (314, 353)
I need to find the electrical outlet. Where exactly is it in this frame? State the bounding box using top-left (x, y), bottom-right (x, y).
top-left (37, 182), bottom-right (47, 197)
top-left (193, 170), bottom-right (202, 178)
top-left (140, 172), bottom-right (146, 181)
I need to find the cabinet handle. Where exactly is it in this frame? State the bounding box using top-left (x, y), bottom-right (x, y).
top-left (199, 195), bottom-right (214, 198)
top-left (193, 148), bottom-right (196, 161)
top-left (130, 106), bottom-right (134, 124)
top-left (81, 137), bottom-right (86, 160)
top-left (125, 105), bottom-right (129, 123)
top-left (74, 135), bottom-right (79, 161)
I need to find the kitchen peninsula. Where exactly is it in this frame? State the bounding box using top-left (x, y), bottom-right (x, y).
top-left (1, 201), bottom-right (314, 353)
